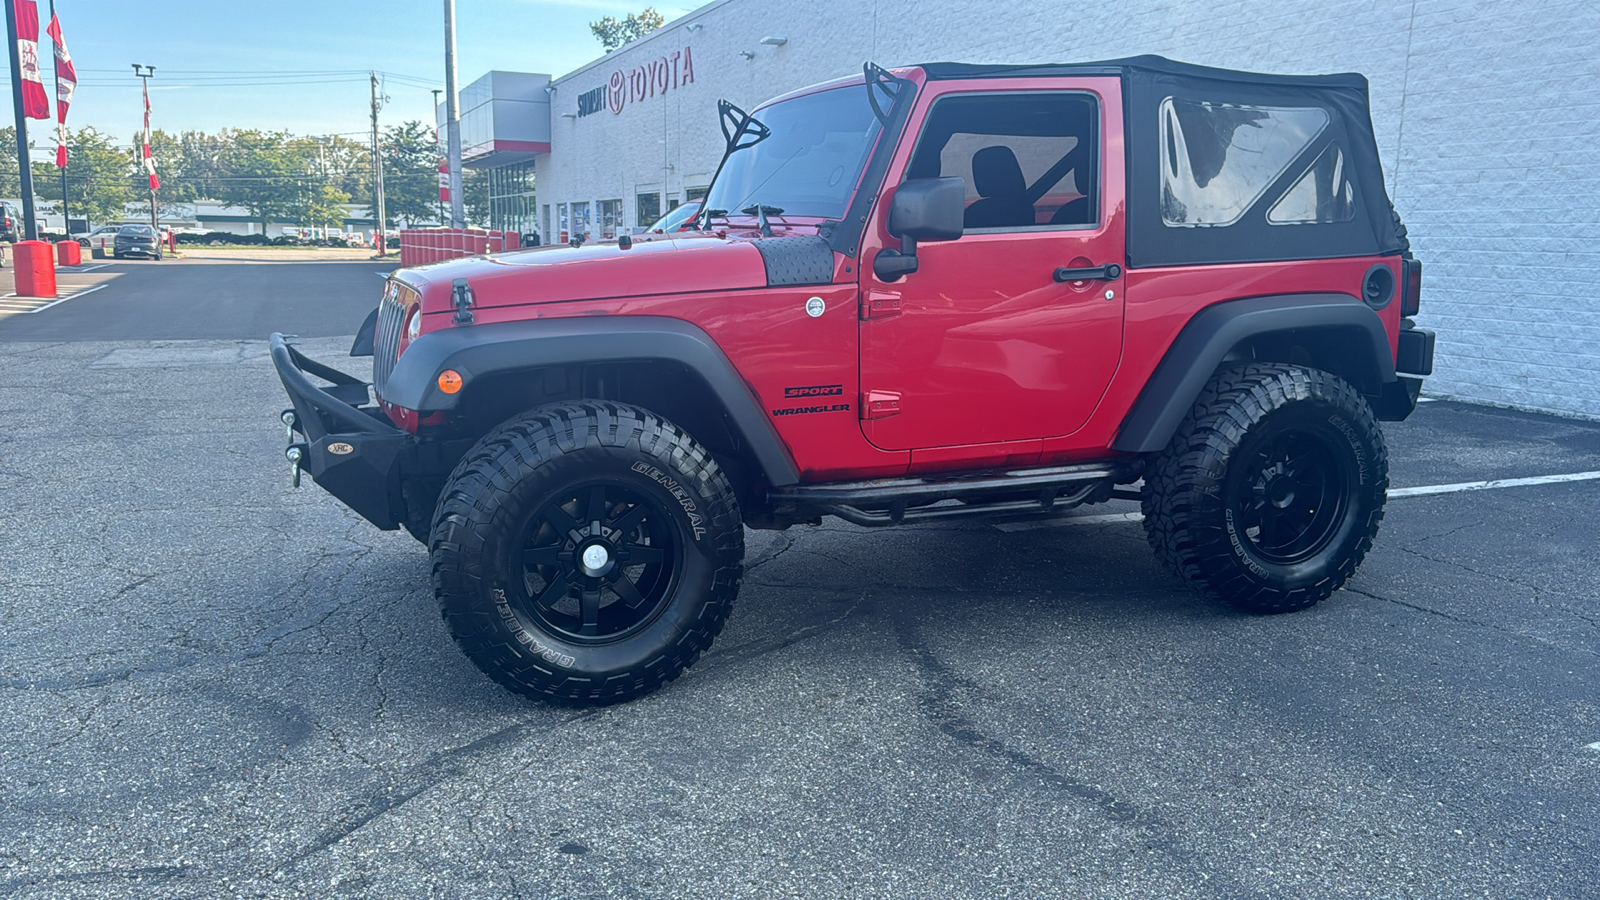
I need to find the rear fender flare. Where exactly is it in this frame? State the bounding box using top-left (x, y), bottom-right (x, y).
top-left (382, 316), bottom-right (800, 486)
top-left (1112, 293), bottom-right (1395, 454)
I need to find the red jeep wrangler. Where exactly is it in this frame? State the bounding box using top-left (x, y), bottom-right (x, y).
top-left (272, 57), bottom-right (1433, 704)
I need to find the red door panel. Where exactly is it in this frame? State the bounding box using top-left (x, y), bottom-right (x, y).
top-left (859, 77), bottom-right (1126, 454)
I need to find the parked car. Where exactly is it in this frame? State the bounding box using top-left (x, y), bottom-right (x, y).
top-left (81, 226), bottom-right (120, 259)
top-left (0, 201), bottom-right (20, 244)
top-left (113, 224), bottom-right (163, 260)
top-left (273, 56), bottom-right (1431, 705)
top-left (639, 200), bottom-right (702, 239)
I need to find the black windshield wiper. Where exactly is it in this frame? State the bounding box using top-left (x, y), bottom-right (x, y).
top-left (698, 208), bottom-right (730, 230)
top-left (740, 204), bottom-right (785, 237)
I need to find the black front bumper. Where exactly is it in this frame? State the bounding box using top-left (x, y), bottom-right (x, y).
top-left (269, 333), bottom-right (415, 530)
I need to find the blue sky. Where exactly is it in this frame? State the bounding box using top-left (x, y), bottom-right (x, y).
top-left (9, 0), bottom-right (704, 154)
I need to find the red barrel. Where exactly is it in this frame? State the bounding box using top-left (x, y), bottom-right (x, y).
top-left (56, 240), bottom-right (81, 266)
top-left (14, 240), bottom-right (57, 298)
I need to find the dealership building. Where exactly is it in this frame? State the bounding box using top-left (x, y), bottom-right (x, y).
top-left (449, 0), bottom-right (1600, 420)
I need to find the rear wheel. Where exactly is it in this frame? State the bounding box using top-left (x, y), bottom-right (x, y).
top-left (1142, 363), bottom-right (1387, 613)
top-left (431, 401), bottom-right (744, 705)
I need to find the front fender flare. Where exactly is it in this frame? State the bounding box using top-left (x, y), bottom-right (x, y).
top-left (383, 316), bottom-right (800, 486)
top-left (1112, 293), bottom-right (1395, 454)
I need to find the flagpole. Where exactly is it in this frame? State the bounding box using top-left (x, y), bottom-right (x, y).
top-left (49, 0), bottom-right (63, 234)
top-left (134, 64), bottom-right (155, 232)
top-left (5, 0), bottom-right (40, 241)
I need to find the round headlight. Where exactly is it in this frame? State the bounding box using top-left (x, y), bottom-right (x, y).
top-left (406, 307), bottom-right (422, 340)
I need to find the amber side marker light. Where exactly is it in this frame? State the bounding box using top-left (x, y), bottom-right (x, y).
top-left (437, 370), bottom-right (464, 394)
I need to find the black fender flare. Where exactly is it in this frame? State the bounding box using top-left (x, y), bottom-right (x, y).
top-left (382, 315), bottom-right (800, 486)
top-left (1112, 293), bottom-right (1395, 454)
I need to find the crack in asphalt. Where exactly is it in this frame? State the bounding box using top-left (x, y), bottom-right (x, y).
top-left (891, 613), bottom-right (1257, 899)
top-left (269, 709), bottom-right (602, 876)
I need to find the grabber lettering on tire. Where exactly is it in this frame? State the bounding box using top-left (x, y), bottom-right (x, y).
top-left (1141, 363), bottom-right (1389, 614)
top-left (430, 401), bottom-right (744, 705)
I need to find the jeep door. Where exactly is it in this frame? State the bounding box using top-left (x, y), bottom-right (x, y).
top-left (858, 77), bottom-right (1126, 453)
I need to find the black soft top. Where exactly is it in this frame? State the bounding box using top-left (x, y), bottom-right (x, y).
top-left (915, 56), bottom-right (1404, 268)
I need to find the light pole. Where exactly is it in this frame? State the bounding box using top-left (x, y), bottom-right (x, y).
top-left (132, 63), bottom-right (157, 232)
top-left (443, 0), bottom-right (464, 228)
top-left (5, 0), bottom-right (40, 241)
top-left (432, 88), bottom-right (445, 225)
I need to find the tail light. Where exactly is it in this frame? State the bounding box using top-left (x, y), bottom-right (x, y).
top-left (1401, 258), bottom-right (1422, 317)
top-left (3, 217), bottom-right (11, 227)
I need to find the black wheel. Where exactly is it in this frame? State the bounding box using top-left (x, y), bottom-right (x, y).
top-left (1141, 363), bottom-right (1388, 614)
top-left (431, 401), bottom-right (744, 705)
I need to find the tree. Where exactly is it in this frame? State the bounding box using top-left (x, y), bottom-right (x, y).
top-left (380, 120), bottom-right (442, 226)
top-left (33, 127), bottom-right (134, 226)
top-left (287, 182), bottom-right (352, 235)
top-left (463, 167), bottom-right (490, 227)
top-left (209, 129), bottom-right (306, 230)
top-left (589, 8), bottom-right (664, 52)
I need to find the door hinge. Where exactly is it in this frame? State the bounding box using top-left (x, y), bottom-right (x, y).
top-left (861, 390), bottom-right (902, 420)
top-left (860, 289), bottom-right (902, 320)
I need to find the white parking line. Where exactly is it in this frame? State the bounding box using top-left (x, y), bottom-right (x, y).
top-left (1389, 471), bottom-right (1600, 498)
top-left (1585, 742), bottom-right (1600, 752)
top-left (995, 470), bottom-right (1600, 531)
top-left (0, 283), bottom-right (109, 314)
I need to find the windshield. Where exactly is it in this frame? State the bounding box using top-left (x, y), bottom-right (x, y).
top-left (120, 225), bottom-right (155, 236)
top-left (704, 86), bottom-right (882, 221)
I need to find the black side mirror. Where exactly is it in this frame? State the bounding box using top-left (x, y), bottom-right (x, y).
top-left (874, 176), bottom-right (964, 281)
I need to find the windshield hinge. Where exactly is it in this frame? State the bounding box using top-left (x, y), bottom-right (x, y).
top-left (452, 278), bottom-right (475, 325)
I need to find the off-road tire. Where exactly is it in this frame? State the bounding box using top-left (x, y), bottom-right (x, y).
top-left (431, 401), bottom-right (744, 705)
top-left (1141, 363), bottom-right (1388, 614)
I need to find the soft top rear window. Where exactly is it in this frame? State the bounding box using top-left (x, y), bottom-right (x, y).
top-left (1158, 98), bottom-right (1328, 228)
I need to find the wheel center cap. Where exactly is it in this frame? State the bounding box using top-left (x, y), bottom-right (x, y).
top-left (1268, 478), bottom-right (1295, 508)
top-left (580, 543), bottom-right (611, 576)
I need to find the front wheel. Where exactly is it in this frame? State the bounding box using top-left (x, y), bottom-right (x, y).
top-left (1142, 363), bottom-right (1388, 614)
top-left (431, 401), bottom-right (744, 705)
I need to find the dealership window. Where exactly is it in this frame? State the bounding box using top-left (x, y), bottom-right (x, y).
top-left (597, 199), bottom-right (623, 239)
top-left (571, 201), bottom-right (592, 241)
top-left (906, 91), bottom-right (1099, 230)
top-left (541, 204), bottom-right (551, 243)
top-left (1159, 98), bottom-right (1328, 228)
top-left (485, 161), bottom-right (537, 234)
top-left (557, 202), bottom-right (569, 243)
top-left (636, 192), bottom-right (661, 228)
top-left (685, 186), bottom-right (709, 202)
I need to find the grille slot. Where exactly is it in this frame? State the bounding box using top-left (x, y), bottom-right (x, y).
top-left (372, 289), bottom-right (408, 395)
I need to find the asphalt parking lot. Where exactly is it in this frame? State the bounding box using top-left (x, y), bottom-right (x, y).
top-left (1, 256), bottom-right (1598, 898)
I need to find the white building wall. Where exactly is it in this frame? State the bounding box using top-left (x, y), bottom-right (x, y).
top-left (536, 0), bottom-right (1600, 419)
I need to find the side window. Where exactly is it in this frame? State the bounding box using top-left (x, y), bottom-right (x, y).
top-left (1267, 144), bottom-right (1356, 225)
top-left (1159, 98), bottom-right (1328, 227)
top-left (906, 92), bottom-right (1099, 231)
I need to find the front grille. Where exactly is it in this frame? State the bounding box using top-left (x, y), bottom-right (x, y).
top-left (372, 287), bottom-right (408, 396)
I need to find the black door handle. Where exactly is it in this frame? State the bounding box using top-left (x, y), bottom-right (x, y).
top-left (1053, 263), bottom-right (1122, 283)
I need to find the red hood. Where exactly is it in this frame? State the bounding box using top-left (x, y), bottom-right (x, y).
top-left (395, 232), bottom-right (772, 311)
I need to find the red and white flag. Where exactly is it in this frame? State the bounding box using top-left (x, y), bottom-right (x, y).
top-left (141, 80), bottom-right (159, 191)
top-left (46, 10), bottom-right (74, 168)
top-left (13, 0), bottom-right (51, 119)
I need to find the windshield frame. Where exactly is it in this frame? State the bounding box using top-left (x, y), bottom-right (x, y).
top-left (698, 70), bottom-right (922, 252)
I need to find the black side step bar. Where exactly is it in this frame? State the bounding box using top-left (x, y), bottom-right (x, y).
top-left (770, 463), bottom-right (1125, 527)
